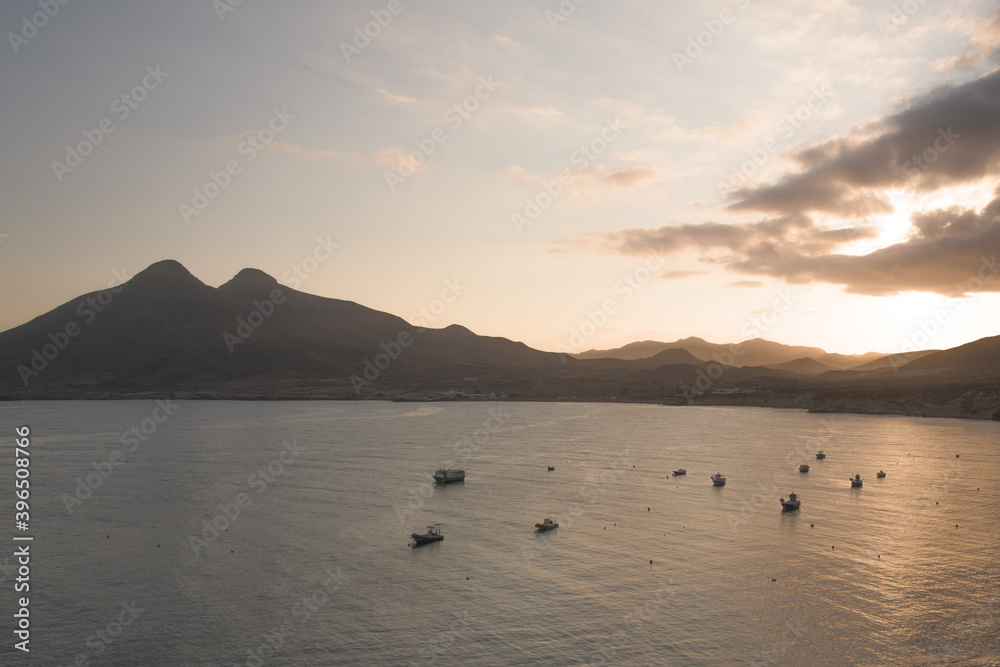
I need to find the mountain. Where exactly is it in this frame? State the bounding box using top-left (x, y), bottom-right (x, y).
top-left (848, 350), bottom-right (939, 372)
top-left (0, 260), bottom-right (996, 420)
top-left (574, 337), bottom-right (874, 369)
top-left (768, 357), bottom-right (835, 375)
top-left (0, 260), bottom-right (575, 397)
top-left (894, 335), bottom-right (1000, 377)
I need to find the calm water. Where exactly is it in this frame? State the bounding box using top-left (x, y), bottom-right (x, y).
top-left (1, 401), bottom-right (998, 665)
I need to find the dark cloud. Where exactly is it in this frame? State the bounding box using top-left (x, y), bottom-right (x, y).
top-left (560, 196), bottom-right (1000, 296)
top-left (727, 67), bottom-right (1000, 217)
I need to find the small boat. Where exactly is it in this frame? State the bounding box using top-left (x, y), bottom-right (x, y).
top-left (547, 466), bottom-right (555, 471)
top-left (711, 472), bottom-right (726, 486)
top-left (876, 470), bottom-right (886, 478)
top-left (535, 517), bottom-right (559, 532)
top-left (780, 492), bottom-right (801, 511)
top-left (799, 464), bottom-right (810, 472)
top-left (816, 451), bottom-right (826, 459)
top-left (433, 468), bottom-right (465, 484)
top-left (672, 468), bottom-right (687, 476)
top-left (850, 474), bottom-right (863, 488)
top-left (411, 524), bottom-right (444, 544)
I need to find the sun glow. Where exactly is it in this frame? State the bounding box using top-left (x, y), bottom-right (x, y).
top-left (841, 180), bottom-right (998, 256)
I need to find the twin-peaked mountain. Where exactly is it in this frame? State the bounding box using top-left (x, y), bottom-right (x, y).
top-left (0, 260), bottom-right (998, 414)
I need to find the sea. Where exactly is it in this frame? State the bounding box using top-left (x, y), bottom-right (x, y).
top-left (1, 400), bottom-right (998, 666)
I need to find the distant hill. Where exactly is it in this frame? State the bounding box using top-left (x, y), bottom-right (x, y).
top-left (848, 350), bottom-right (938, 372)
top-left (574, 337), bottom-right (875, 369)
top-left (767, 357), bottom-right (835, 375)
top-left (896, 335), bottom-right (1000, 377)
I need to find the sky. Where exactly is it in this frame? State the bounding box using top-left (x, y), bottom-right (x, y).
top-left (1, 0), bottom-right (999, 356)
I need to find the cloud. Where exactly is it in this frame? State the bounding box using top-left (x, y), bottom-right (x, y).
top-left (660, 269), bottom-right (706, 280)
top-left (375, 146), bottom-right (428, 173)
top-left (375, 88), bottom-right (417, 104)
top-left (559, 194), bottom-right (1000, 296)
top-left (599, 167), bottom-right (659, 189)
top-left (268, 141), bottom-right (343, 160)
top-left (729, 280), bottom-right (764, 288)
top-left (935, 11), bottom-right (1000, 71)
top-left (726, 66), bottom-right (1000, 217)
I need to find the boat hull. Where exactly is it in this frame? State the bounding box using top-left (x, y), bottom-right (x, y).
top-left (535, 524), bottom-right (558, 531)
top-left (433, 469), bottom-right (465, 483)
top-left (411, 534), bottom-right (444, 544)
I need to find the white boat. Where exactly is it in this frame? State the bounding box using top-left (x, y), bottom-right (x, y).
top-left (411, 524), bottom-right (444, 544)
top-left (876, 470), bottom-right (886, 478)
top-left (672, 468), bottom-right (687, 476)
top-left (780, 492), bottom-right (801, 511)
top-left (711, 472), bottom-right (726, 486)
top-left (816, 451), bottom-right (826, 459)
top-left (850, 474), bottom-right (863, 488)
top-left (799, 464), bottom-right (810, 472)
top-left (433, 468), bottom-right (465, 484)
top-left (535, 517), bottom-right (559, 532)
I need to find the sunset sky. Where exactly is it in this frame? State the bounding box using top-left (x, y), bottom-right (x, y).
top-left (2, 0), bottom-right (999, 355)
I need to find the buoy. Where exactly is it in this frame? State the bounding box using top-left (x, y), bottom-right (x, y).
top-left (832, 546), bottom-right (835, 549)
top-left (810, 524), bottom-right (814, 528)
top-left (649, 560), bottom-right (653, 564)
top-left (956, 524), bottom-right (959, 528)
top-left (936, 502), bottom-right (939, 505)
top-left (466, 577), bottom-right (469, 580)
top-left (878, 555), bottom-right (880, 558)
top-left (647, 507), bottom-right (650, 512)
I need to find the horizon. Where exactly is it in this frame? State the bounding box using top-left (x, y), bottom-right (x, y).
top-left (3, 2), bottom-right (1000, 356)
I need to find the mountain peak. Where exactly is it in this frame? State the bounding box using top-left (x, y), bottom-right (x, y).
top-left (127, 260), bottom-right (204, 290)
top-left (227, 268), bottom-right (279, 288)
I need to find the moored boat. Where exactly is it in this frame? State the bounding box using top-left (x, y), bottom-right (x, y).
top-left (780, 492), bottom-right (801, 511)
top-left (547, 466), bottom-right (555, 471)
top-left (673, 468), bottom-right (687, 476)
top-left (850, 473), bottom-right (863, 488)
top-left (711, 472), bottom-right (726, 486)
top-left (816, 451), bottom-right (826, 459)
top-left (876, 470), bottom-right (886, 478)
top-left (433, 468), bottom-right (465, 484)
top-left (535, 517), bottom-right (559, 532)
top-left (411, 524), bottom-right (444, 544)
top-left (799, 464), bottom-right (810, 472)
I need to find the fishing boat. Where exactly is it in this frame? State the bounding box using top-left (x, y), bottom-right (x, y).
top-left (711, 472), bottom-right (726, 486)
top-left (799, 464), bottom-right (810, 472)
top-left (672, 468), bottom-right (687, 476)
top-left (876, 470), bottom-right (886, 478)
top-left (535, 517), bottom-right (559, 532)
top-left (816, 451), bottom-right (826, 459)
top-left (780, 492), bottom-right (801, 511)
top-left (411, 524), bottom-right (444, 545)
top-left (850, 474), bottom-right (863, 488)
top-left (433, 468), bottom-right (465, 484)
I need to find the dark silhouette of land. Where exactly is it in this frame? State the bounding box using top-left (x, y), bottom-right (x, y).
top-left (1, 260), bottom-right (997, 420)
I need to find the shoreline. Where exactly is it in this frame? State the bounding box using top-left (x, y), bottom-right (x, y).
top-left (2, 392), bottom-right (998, 423)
